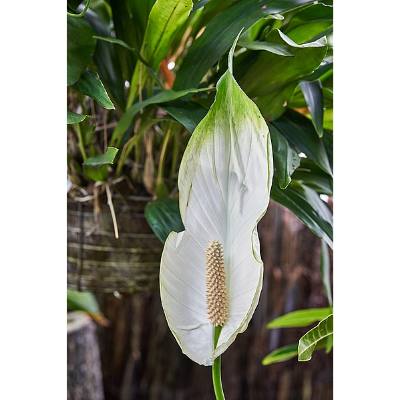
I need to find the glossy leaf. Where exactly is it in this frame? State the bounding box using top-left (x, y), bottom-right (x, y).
top-left (74, 70), bottom-right (115, 110)
top-left (272, 109), bottom-right (332, 175)
top-left (239, 30), bottom-right (327, 120)
top-left (271, 180), bottom-right (332, 247)
top-left (162, 100), bottom-right (208, 133)
top-left (176, 0), bottom-right (317, 89)
top-left (145, 198), bottom-right (184, 243)
top-left (85, 10), bottom-right (126, 109)
top-left (128, 0), bottom-right (193, 105)
top-left (269, 125), bottom-right (300, 189)
top-left (67, 16), bottom-right (96, 86)
top-left (67, 111), bottom-right (88, 125)
top-left (67, 289), bottom-right (100, 314)
top-left (111, 87), bottom-right (211, 146)
top-left (83, 147), bottom-right (119, 166)
top-left (262, 344), bottom-right (298, 366)
top-left (320, 240), bottom-right (333, 306)
top-left (267, 307), bottom-right (332, 328)
top-left (239, 39), bottom-right (293, 57)
top-left (300, 80), bottom-right (324, 137)
top-left (292, 158), bottom-right (333, 195)
top-left (298, 314), bottom-right (333, 361)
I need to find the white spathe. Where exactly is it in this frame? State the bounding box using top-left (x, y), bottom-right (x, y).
top-left (160, 70), bottom-right (273, 366)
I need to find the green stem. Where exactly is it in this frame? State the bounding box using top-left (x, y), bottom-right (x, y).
top-left (212, 326), bottom-right (225, 400)
top-left (74, 123), bottom-right (87, 160)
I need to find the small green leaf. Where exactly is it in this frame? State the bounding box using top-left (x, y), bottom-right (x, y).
top-left (83, 165), bottom-right (109, 182)
top-left (83, 147), bottom-right (119, 167)
top-left (67, 16), bottom-right (96, 86)
top-left (262, 344), bottom-right (298, 366)
top-left (267, 307), bottom-right (332, 328)
top-left (145, 198), bottom-right (184, 243)
top-left (320, 240), bottom-right (333, 306)
top-left (300, 80), bottom-right (324, 137)
top-left (67, 111), bottom-right (88, 125)
top-left (67, 289), bottom-right (99, 314)
top-left (74, 70), bottom-right (115, 110)
top-left (271, 180), bottom-right (332, 247)
top-left (298, 314), bottom-right (333, 361)
top-left (269, 125), bottom-right (300, 189)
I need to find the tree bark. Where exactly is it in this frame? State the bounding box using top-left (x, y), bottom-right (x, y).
top-left (68, 312), bottom-right (105, 400)
top-left (94, 202), bottom-right (332, 400)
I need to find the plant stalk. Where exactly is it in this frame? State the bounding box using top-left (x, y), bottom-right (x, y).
top-left (212, 326), bottom-right (225, 400)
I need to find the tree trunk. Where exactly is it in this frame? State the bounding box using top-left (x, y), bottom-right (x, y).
top-left (68, 312), bottom-right (105, 400)
top-left (94, 202), bottom-right (332, 399)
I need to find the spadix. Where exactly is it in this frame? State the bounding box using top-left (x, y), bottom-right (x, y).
top-left (160, 54), bottom-right (273, 366)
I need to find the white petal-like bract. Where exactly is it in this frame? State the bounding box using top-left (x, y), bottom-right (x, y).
top-left (160, 70), bottom-right (273, 365)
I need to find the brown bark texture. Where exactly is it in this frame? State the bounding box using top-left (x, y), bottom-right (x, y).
top-left (68, 312), bottom-right (105, 400)
top-left (88, 201), bottom-right (332, 400)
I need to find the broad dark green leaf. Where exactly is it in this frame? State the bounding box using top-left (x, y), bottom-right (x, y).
top-left (291, 158), bottom-right (332, 195)
top-left (262, 344), bottom-right (298, 366)
top-left (175, 0), bottom-right (315, 90)
top-left (271, 180), bottom-right (332, 247)
top-left (239, 30), bottom-right (327, 120)
top-left (284, 3), bottom-right (333, 44)
top-left (269, 125), bottom-right (300, 189)
top-left (67, 111), bottom-right (88, 124)
top-left (83, 147), bottom-right (119, 166)
top-left (85, 10), bottom-right (126, 109)
top-left (67, 289), bottom-right (100, 314)
top-left (83, 165), bottom-right (109, 182)
top-left (239, 39), bottom-right (293, 56)
top-left (267, 307), bottom-right (332, 328)
top-left (303, 59), bottom-right (332, 82)
top-left (298, 314), bottom-right (333, 361)
top-left (111, 87), bottom-right (211, 146)
top-left (162, 100), bottom-right (208, 132)
top-left (320, 240), bottom-right (333, 306)
top-left (145, 198), bottom-right (184, 243)
top-left (74, 70), bottom-right (115, 110)
top-left (272, 109), bottom-right (332, 175)
top-left (128, 0), bottom-right (193, 106)
top-left (300, 80), bottom-right (324, 137)
top-left (67, 16), bottom-right (96, 86)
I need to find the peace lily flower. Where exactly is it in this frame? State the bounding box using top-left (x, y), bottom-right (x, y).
top-left (160, 38), bottom-right (273, 397)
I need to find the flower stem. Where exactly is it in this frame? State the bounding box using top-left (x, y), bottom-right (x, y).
top-left (212, 326), bottom-right (225, 400)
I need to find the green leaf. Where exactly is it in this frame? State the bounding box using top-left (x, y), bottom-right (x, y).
top-left (238, 29), bottom-right (327, 120)
top-left (83, 147), bottom-right (119, 167)
top-left (145, 198), bottom-right (184, 243)
top-left (239, 39), bottom-right (293, 57)
top-left (67, 111), bottom-right (88, 124)
top-left (83, 165), bottom-right (109, 182)
top-left (162, 100), bottom-right (208, 133)
top-left (67, 289), bottom-right (100, 314)
top-left (67, 16), bottom-right (96, 86)
top-left (320, 240), bottom-right (333, 306)
top-left (111, 87), bottom-right (211, 146)
top-left (272, 109), bottom-right (332, 176)
top-left (267, 307), bottom-right (332, 328)
top-left (271, 180), bottom-right (333, 247)
top-left (262, 344), bottom-right (298, 366)
top-left (300, 80), bottom-right (324, 137)
top-left (298, 314), bottom-right (333, 361)
top-left (270, 125), bottom-right (300, 189)
top-left (175, 0), bottom-right (315, 90)
top-left (74, 70), bottom-right (115, 110)
top-left (85, 10), bottom-right (126, 109)
top-left (291, 158), bottom-right (333, 195)
top-left (127, 0), bottom-right (193, 105)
